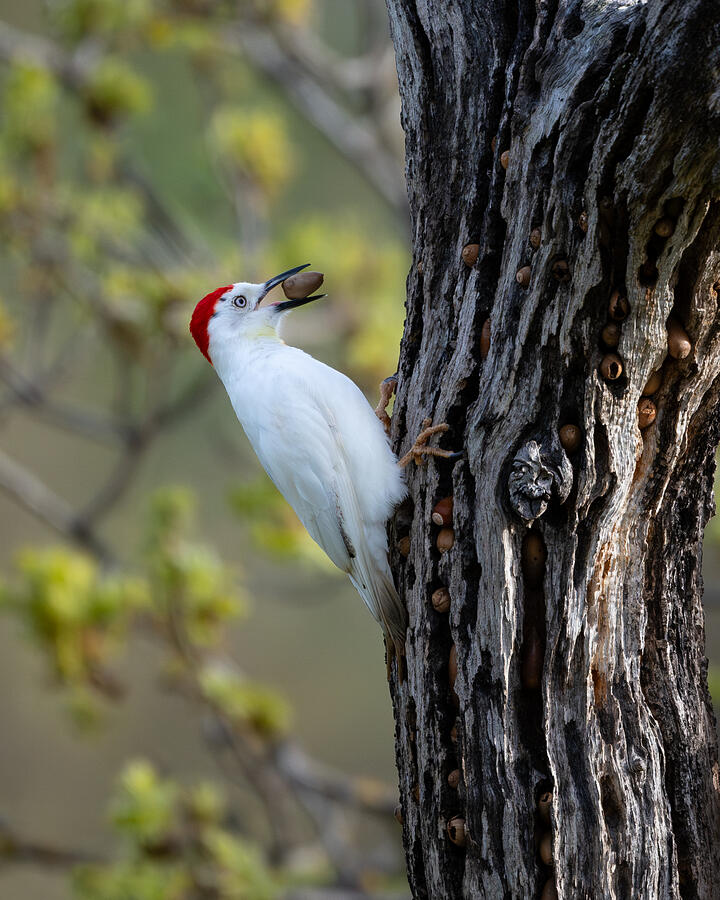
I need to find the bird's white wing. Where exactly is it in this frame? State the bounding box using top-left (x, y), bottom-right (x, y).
top-left (251, 400), bottom-right (358, 575)
top-left (230, 348), bottom-right (406, 645)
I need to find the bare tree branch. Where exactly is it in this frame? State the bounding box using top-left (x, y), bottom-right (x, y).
top-left (0, 358), bottom-right (129, 445)
top-left (0, 448), bottom-right (113, 563)
top-left (80, 443), bottom-right (147, 526)
top-left (77, 369), bottom-right (216, 525)
top-left (284, 891), bottom-right (409, 900)
top-left (0, 17), bottom-right (407, 230)
top-left (270, 20), bottom-right (393, 94)
top-left (273, 742), bottom-right (396, 816)
top-left (225, 24), bottom-right (408, 222)
top-left (0, 819), bottom-right (105, 868)
top-left (0, 21), bottom-right (80, 80)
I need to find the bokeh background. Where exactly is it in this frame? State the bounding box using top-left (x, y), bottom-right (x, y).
top-left (0, 2), bottom-right (717, 899)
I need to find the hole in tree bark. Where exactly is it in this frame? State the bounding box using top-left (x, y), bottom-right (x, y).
top-left (562, 6), bottom-right (584, 39)
top-left (672, 199), bottom-right (718, 326)
top-left (638, 260), bottom-right (659, 287)
top-left (517, 530), bottom-right (550, 829)
top-left (599, 772), bottom-right (625, 833)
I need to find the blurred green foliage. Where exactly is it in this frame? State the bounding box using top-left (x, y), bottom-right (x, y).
top-left (3, 63), bottom-right (60, 152)
top-left (211, 107), bottom-right (294, 195)
top-left (73, 760), bottom-right (278, 900)
top-left (2, 546), bottom-right (147, 685)
top-left (0, 0), bottom-right (407, 893)
top-left (146, 487), bottom-right (248, 647)
top-left (1, 487), bottom-right (292, 739)
top-left (199, 661), bottom-right (291, 736)
top-left (0, 0), bottom-right (405, 390)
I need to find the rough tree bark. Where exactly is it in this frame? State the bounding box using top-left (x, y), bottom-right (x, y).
top-left (384, 2), bottom-right (720, 897)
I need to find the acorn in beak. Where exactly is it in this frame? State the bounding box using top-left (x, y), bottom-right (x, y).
top-left (263, 264), bottom-right (326, 311)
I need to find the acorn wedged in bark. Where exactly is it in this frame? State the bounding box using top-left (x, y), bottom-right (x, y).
top-left (448, 769), bottom-right (461, 789)
top-left (578, 211), bottom-right (588, 233)
top-left (642, 370), bottom-right (663, 396)
top-left (522, 533), bottom-right (546, 588)
top-left (500, 150), bottom-right (510, 169)
top-left (638, 398), bottom-right (657, 429)
top-left (551, 258), bottom-right (570, 282)
top-left (539, 831), bottom-right (553, 866)
top-left (667, 318), bottom-right (692, 359)
top-left (480, 318), bottom-right (491, 359)
top-left (447, 816), bottom-right (467, 847)
top-left (600, 353), bottom-right (623, 381)
top-left (397, 536), bottom-right (410, 557)
top-left (639, 259), bottom-right (659, 285)
top-left (601, 322), bottom-right (621, 349)
top-left (394, 804), bottom-right (403, 825)
top-left (462, 243), bottom-right (479, 267)
top-left (449, 644), bottom-right (458, 684)
top-left (538, 791), bottom-right (552, 825)
top-left (437, 528), bottom-right (455, 553)
top-left (516, 265), bottom-right (531, 288)
top-left (432, 587), bottom-right (451, 613)
top-left (559, 424), bottom-right (581, 453)
top-left (282, 271), bottom-right (324, 299)
top-left (608, 291), bottom-right (630, 321)
top-left (530, 228), bottom-right (542, 249)
top-left (432, 496), bottom-right (453, 526)
top-left (654, 217), bottom-right (674, 238)
top-left (521, 627), bottom-right (543, 690)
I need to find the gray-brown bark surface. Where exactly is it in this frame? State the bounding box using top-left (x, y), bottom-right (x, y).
top-left (384, 1), bottom-right (720, 897)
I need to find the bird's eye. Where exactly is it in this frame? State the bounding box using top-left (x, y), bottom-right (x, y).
top-left (232, 295), bottom-right (247, 309)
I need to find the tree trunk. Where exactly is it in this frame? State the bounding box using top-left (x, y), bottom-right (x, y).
top-left (384, 2), bottom-right (720, 897)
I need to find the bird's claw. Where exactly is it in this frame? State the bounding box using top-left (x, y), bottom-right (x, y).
top-left (398, 417), bottom-right (462, 468)
top-left (374, 374), bottom-right (398, 436)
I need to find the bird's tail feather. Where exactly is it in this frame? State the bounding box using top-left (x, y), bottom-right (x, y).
top-left (349, 550), bottom-right (406, 655)
top-left (331, 422), bottom-right (407, 660)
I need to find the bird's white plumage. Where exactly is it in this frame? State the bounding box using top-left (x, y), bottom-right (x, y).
top-left (204, 280), bottom-right (407, 647)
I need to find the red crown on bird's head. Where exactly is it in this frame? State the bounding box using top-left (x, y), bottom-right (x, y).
top-left (190, 285), bottom-right (232, 364)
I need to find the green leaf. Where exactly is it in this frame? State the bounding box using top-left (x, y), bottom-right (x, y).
top-left (110, 760), bottom-right (179, 847)
top-left (199, 662), bottom-right (291, 737)
top-left (203, 827), bottom-right (279, 900)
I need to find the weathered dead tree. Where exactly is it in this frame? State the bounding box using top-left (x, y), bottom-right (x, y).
top-left (385, 1), bottom-right (720, 897)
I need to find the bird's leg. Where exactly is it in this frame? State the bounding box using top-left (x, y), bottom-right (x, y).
top-left (374, 374), bottom-right (397, 436)
top-left (398, 417), bottom-right (463, 467)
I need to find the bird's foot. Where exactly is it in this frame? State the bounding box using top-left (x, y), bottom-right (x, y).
top-left (398, 417), bottom-right (463, 468)
top-left (374, 374), bottom-right (398, 436)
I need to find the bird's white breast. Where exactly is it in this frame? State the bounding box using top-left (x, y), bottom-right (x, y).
top-left (212, 336), bottom-right (406, 528)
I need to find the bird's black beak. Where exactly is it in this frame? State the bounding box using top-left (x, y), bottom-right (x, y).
top-left (262, 263), bottom-right (310, 297)
top-left (271, 293), bottom-right (327, 313)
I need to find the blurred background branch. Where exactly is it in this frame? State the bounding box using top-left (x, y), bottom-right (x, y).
top-left (0, 820), bottom-right (105, 870)
top-left (226, 23), bottom-right (407, 220)
top-left (0, 1), bottom-right (413, 898)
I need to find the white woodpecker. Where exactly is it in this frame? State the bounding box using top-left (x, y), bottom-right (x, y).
top-left (189, 264), bottom-right (410, 664)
